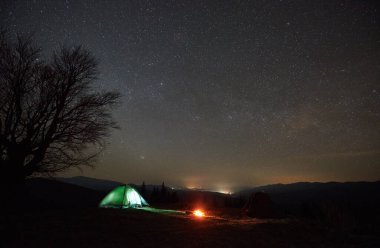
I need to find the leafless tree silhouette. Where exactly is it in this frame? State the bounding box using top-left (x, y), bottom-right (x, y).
top-left (0, 32), bottom-right (120, 185)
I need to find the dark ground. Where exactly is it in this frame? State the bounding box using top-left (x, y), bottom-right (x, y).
top-left (1, 207), bottom-right (380, 248)
top-left (1, 178), bottom-right (379, 248)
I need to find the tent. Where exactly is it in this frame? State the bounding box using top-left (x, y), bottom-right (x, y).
top-left (99, 185), bottom-right (149, 208)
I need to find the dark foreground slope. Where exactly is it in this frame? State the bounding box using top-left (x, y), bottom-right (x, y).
top-left (240, 181), bottom-right (380, 221)
top-left (3, 207), bottom-right (380, 248)
top-left (1, 178), bottom-right (380, 248)
top-left (23, 178), bottom-right (106, 208)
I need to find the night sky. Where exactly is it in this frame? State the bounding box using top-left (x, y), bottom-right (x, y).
top-left (1, 0), bottom-right (379, 191)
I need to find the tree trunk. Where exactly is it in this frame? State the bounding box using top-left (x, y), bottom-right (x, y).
top-left (0, 161), bottom-right (27, 210)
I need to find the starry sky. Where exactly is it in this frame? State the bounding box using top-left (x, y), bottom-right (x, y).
top-left (1, 0), bottom-right (379, 191)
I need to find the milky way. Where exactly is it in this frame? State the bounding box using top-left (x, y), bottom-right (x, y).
top-left (1, 0), bottom-right (379, 189)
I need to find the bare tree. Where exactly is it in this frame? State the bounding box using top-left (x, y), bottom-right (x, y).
top-left (0, 32), bottom-right (120, 185)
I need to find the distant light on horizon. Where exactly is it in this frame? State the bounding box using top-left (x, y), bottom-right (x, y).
top-left (185, 184), bottom-right (234, 194)
top-left (186, 186), bottom-right (203, 190)
top-left (217, 190), bottom-right (233, 195)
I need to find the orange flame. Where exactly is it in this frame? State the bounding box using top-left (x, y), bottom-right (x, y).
top-left (193, 209), bottom-right (205, 217)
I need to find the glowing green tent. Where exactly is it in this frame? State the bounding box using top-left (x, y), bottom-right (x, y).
top-left (99, 185), bottom-right (149, 208)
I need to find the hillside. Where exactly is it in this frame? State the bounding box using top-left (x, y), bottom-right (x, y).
top-left (1, 178), bottom-right (380, 247)
top-left (55, 176), bottom-right (122, 191)
top-left (239, 181), bottom-right (380, 206)
top-left (24, 178), bottom-right (106, 208)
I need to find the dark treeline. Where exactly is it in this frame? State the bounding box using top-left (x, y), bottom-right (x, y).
top-left (138, 181), bottom-right (179, 204)
top-left (137, 181), bottom-right (246, 208)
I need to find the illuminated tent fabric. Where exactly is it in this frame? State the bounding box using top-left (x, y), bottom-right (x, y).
top-left (99, 185), bottom-right (149, 208)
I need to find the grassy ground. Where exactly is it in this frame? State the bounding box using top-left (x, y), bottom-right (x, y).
top-left (2, 207), bottom-right (379, 248)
